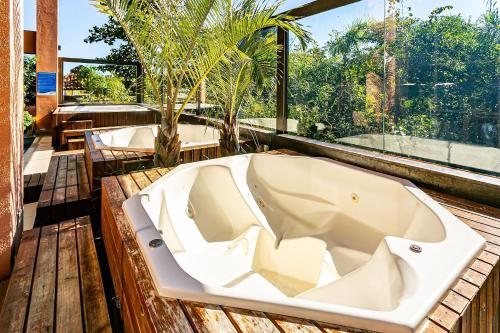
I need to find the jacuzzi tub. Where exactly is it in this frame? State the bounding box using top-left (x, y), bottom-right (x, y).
top-left (122, 154), bottom-right (485, 332)
top-left (91, 124), bottom-right (220, 153)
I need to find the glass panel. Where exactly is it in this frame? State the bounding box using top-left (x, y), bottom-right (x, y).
top-left (288, 0), bottom-right (385, 141)
top-left (385, 0), bottom-right (499, 175)
top-left (62, 62), bottom-right (138, 104)
top-left (287, 0), bottom-right (500, 176)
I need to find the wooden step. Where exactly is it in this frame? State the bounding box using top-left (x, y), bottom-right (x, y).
top-left (68, 138), bottom-right (85, 151)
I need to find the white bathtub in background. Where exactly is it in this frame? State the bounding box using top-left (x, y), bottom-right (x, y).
top-left (122, 154), bottom-right (485, 333)
top-left (91, 124), bottom-right (220, 153)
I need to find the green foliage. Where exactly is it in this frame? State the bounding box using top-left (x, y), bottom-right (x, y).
top-left (85, 16), bottom-right (138, 82)
top-left (285, 3), bottom-right (499, 147)
top-left (23, 111), bottom-right (34, 132)
top-left (96, 0), bottom-right (308, 120)
top-left (24, 56), bottom-right (36, 106)
top-left (71, 65), bottom-right (134, 103)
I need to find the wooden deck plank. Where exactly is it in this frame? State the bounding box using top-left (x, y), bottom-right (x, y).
top-left (429, 305), bottom-right (461, 331)
top-left (42, 156), bottom-right (60, 191)
top-left (223, 307), bottom-right (281, 333)
top-left (0, 229), bottom-right (40, 332)
top-left (143, 168), bottom-right (162, 182)
top-left (28, 173), bottom-right (41, 188)
top-left (181, 301), bottom-right (238, 333)
top-left (130, 171), bottom-right (152, 190)
top-left (266, 313), bottom-right (323, 333)
top-left (117, 174), bottom-right (140, 198)
top-left (442, 290), bottom-right (470, 315)
top-left (56, 220), bottom-right (83, 333)
top-left (76, 217), bottom-right (112, 333)
top-left (25, 224), bottom-right (58, 333)
top-left (54, 155), bottom-right (68, 189)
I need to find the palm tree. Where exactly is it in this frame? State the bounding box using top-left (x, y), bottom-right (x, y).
top-left (208, 31), bottom-right (278, 155)
top-left (94, 0), bottom-right (308, 166)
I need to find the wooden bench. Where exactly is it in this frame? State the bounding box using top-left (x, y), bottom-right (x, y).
top-left (23, 172), bottom-right (45, 204)
top-left (100, 149), bottom-right (500, 333)
top-left (36, 153), bottom-right (91, 226)
top-left (0, 217), bottom-right (111, 332)
top-left (84, 128), bottom-right (221, 192)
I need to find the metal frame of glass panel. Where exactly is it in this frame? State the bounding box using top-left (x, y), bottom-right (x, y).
top-left (276, 0), bottom-right (361, 133)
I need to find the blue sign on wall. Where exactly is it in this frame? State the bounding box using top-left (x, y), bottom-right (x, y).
top-left (37, 72), bottom-right (57, 95)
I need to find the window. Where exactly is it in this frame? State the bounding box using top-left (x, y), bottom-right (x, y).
top-left (62, 61), bottom-right (140, 104)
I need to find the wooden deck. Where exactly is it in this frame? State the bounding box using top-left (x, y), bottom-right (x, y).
top-left (0, 217), bottom-right (111, 333)
top-left (84, 128), bottom-right (221, 192)
top-left (23, 172), bottom-right (45, 204)
top-left (101, 150), bottom-right (500, 333)
top-left (36, 153), bottom-right (92, 225)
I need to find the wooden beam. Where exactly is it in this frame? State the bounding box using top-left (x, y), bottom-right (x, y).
top-left (24, 30), bottom-right (36, 54)
top-left (282, 0), bottom-right (361, 19)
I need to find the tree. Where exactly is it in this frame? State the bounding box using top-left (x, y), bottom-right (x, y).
top-left (24, 56), bottom-right (36, 106)
top-left (96, 0), bottom-right (307, 166)
top-left (209, 28), bottom-right (308, 156)
top-left (72, 65), bottom-right (133, 103)
top-left (85, 16), bottom-right (138, 83)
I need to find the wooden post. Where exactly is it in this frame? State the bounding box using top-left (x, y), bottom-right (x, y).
top-left (36, 0), bottom-right (58, 132)
top-left (276, 27), bottom-right (289, 134)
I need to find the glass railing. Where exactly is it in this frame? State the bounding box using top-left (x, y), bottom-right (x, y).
top-left (287, 0), bottom-right (499, 176)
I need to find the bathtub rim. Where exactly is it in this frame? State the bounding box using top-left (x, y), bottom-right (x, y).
top-left (91, 124), bottom-right (220, 153)
top-left (122, 154), bottom-right (486, 333)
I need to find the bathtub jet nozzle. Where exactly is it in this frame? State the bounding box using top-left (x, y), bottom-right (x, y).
top-left (149, 239), bottom-right (164, 248)
top-left (409, 244), bottom-right (422, 253)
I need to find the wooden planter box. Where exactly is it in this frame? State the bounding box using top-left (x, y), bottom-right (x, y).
top-left (84, 129), bottom-right (221, 192)
top-left (100, 150), bottom-right (500, 333)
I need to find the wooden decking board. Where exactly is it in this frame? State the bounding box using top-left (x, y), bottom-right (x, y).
top-left (0, 228), bottom-right (40, 332)
top-left (36, 153), bottom-right (92, 226)
top-left (76, 217), bottom-right (111, 333)
top-left (0, 217), bottom-right (111, 333)
top-left (100, 150), bottom-right (500, 333)
top-left (25, 224), bottom-right (58, 332)
top-left (24, 172), bottom-right (46, 203)
top-left (56, 220), bottom-right (84, 333)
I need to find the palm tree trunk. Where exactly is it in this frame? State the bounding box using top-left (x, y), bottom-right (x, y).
top-left (155, 116), bottom-right (181, 167)
top-left (220, 112), bottom-right (240, 156)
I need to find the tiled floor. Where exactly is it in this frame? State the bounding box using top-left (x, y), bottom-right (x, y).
top-left (23, 136), bottom-right (53, 175)
top-left (23, 203), bottom-right (37, 231)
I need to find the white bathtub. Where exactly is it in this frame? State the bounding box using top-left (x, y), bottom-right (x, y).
top-left (91, 124), bottom-right (220, 153)
top-left (122, 154), bottom-right (485, 332)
